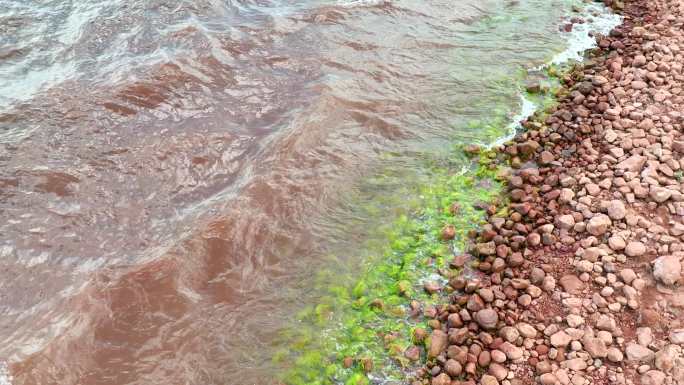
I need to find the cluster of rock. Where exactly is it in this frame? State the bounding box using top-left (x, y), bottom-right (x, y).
top-left (411, 1), bottom-right (684, 384)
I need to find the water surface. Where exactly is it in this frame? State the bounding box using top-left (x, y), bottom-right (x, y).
top-left (0, 1), bottom-right (616, 384)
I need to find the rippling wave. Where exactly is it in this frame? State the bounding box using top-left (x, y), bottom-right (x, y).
top-left (0, 1), bottom-right (610, 384)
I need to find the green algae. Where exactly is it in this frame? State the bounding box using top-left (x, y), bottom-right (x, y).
top-left (269, 1), bottom-right (607, 381)
top-left (272, 143), bottom-right (508, 385)
top-left (270, 58), bottom-right (579, 385)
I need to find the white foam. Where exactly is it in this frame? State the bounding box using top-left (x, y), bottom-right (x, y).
top-left (490, 93), bottom-right (538, 148)
top-left (337, 0), bottom-right (389, 8)
top-left (500, 3), bottom-right (622, 146)
top-left (0, 362), bottom-right (13, 385)
top-left (551, 3), bottom-right (623, 65)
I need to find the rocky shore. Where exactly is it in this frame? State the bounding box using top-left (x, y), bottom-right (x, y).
top-left (416, 1), bottom-right (684, 385)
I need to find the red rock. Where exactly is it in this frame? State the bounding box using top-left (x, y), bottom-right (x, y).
top-left (431, 373), bottom-right (450, 385)
top-left (672, 140), bottom-right (684, 154)
top-left (540, 151), bottom-right (555, 164)
top-left (475, 308), bottom-right (499, 330)
top-left (624, 241), bottom-right (646, 257)
top-left (444, 359), bottom-right (462, 376)
top-left (653, 255), bottom-right (682, 285)
top-left (616, 154), bottom-right (646, 172)
top-left (586, 214), bottom-right (612, 236)
top-left (441, 225), bottom-right (456, 240)
top-left (428, 330), bottom-right (448, 358)
top-left (631, 80), bottom-right (648, 89)
top-left (559, 275), bottom-right (584, 295)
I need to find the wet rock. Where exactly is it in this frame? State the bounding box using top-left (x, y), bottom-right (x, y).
top-left (361, 357), bottom-right (373, 373)
top-left (405, 346), bottom-right (421, 361)
top-left (540, 151), bottom-right (554, 165)
top-left (592, 75), bottom-right (609, 86)
top-left (476, 242), bottom-right (496, 256)
top-left (478, 288), bottom-right (494, 303)
top-left (467, 294), bottom-right (485, 312)
top-left (428, 330), bottom-right (448, 358)
top-left (518, 140), bottom-right (540, 156)
top-left (441, 225), bottom-right (456, 240)
top-left (577, 81), bottom-right (593, 95)
top-left (424, 281), bottom-right (441, 294)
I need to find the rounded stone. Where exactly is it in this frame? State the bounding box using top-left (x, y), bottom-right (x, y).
top-left (625, 241), bottom-right (646, 257)
top-left (475, 308), bottom-right (499, 330)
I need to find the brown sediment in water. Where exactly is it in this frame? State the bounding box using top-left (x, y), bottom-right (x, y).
top-left (0, 1), bottom-right (572, 385)
top-left (418, 1), bottom-right (684, 385)
top-left (0, 1), bottom-right (616, 384)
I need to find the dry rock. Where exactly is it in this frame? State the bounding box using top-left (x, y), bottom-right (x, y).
top-left (583, 337), bottom-right (608, 358)
top-left (625, 241), bottom-right (646, 257)
top-left (607, 200), bottom-right (627, 220)
top-left (587, 214), bottom-right (612, 236)
top-left (653, 255), bottom-right (682, 285)
top-left (550, 331), bottom-right (572, 348)
top-left (560, 275), bottom-right (584, 295)
top-left (626, 343), bottom-right (655, 363)
top-left (669, 329), bottom-right (684, 344)
top-left (475, 308), bottom-right (499, 330)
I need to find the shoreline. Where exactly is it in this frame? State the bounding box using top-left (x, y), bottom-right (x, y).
top-left (275, 3), bottom-right (632, 385)
top-left (420, 1), bottom-right (684, 385)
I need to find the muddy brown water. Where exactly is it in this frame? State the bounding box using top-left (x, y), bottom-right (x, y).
top-left (0, 1), bottom-right (616, 384)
